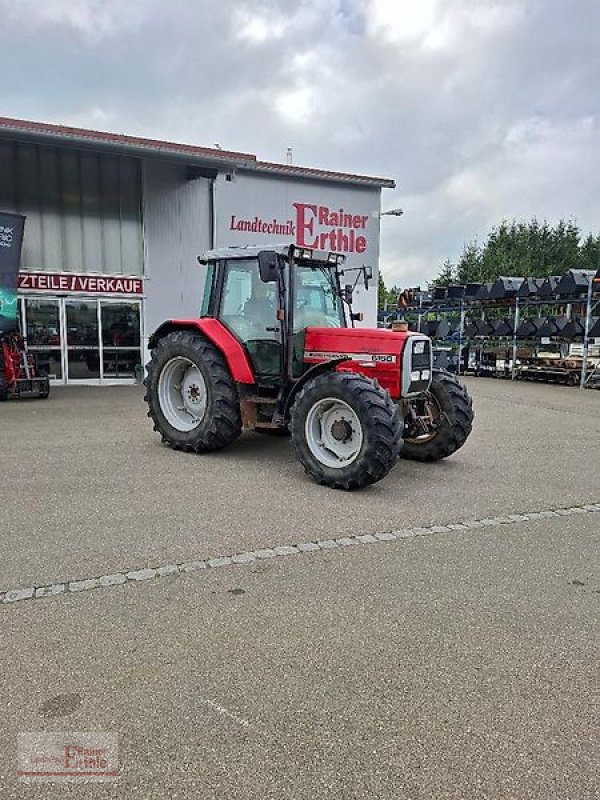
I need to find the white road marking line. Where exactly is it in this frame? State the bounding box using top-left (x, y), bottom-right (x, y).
top-left (203, 699), bottom-right (252, 730)
top-left (1, 503), bottom-right (599, 607)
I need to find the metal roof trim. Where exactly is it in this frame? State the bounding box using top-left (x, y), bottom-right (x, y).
top-left (249, 160), bottom-right (396, 188)
top-left (0, 116), bottom-right (395, 188)
top-left (0, 116), bottom-right (256, 166)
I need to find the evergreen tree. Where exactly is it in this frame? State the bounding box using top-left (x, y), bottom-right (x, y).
top-left (434, 218), bottom-right (597, 286)
top-left (432, 258), bottom-right (456, 287)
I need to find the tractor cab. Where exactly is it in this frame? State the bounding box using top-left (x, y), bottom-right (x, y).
top-left (198, 244), bottom-right (350, 383)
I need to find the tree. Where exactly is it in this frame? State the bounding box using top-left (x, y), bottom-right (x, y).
top-left (378, 273), bottom-right (388, 308)
top-left (456, 241), bottom-right (482, 283)
top-left (434, 218), bottom-right (598, 286)
top-left (432, 258), bottom-right (456, 287)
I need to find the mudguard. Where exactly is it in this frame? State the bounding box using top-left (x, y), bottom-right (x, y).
top-left (148, 318), bottom-right (255, 384)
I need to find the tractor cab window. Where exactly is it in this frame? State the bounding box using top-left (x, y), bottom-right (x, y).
top-left (220, 259), bottom-right (280, 378)
top-left (220, 260), bottom-right (279, 341)
top-left (293, 266), bottom-right (345, 330)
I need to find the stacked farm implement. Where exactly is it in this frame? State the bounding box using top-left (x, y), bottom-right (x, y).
top-left (379, 268), bottom-right (600, 389)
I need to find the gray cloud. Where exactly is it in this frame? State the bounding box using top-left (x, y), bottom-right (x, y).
top-left (1, 0), bottom-right (599, 288)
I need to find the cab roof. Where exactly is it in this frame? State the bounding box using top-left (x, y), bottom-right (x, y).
top-left (197, 244), bottom-right (345, 264)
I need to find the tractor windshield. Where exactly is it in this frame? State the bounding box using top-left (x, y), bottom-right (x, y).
top-left (293, 265), bottom-right (345, 330)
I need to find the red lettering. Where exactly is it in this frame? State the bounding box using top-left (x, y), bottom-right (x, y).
top-left (352, 215), bottom-right (362, 228)
top-left (356, 235), bottom-right (367, 254)
top-left (318, 206), bottom-right (329, 225)
top-left (293, 203), bottom-right (318, 247)
top-left (64, 746), bottom-right (77, 769)
top-left (229, 215), bottom-right (237, 230)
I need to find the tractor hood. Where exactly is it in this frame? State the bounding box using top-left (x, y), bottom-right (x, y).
top-left (304, 326), bottom-right (411, 360)
top-left (303, 327), bottom-right (432, 399)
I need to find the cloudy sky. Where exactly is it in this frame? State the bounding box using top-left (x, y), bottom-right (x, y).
top-left (1, 0), bottom-right (599, 287)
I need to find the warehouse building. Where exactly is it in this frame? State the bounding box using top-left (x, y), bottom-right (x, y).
top-left (0, 117), bottom-right (393, 386)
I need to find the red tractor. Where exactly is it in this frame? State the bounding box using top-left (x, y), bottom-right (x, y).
top-left (145, 245), bottom-right (473, 490)
top-left (0, 330), bottom-right (50, 401)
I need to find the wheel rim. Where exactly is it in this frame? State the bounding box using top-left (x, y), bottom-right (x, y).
top-left (158, 357), bottom-right (207, 432)
top-left (305, 398), bottom-right (364, 468)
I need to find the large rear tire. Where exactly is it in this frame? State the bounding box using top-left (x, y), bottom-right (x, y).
top-left (401, 369), bottom-right (473, 462)
top-left (145, 331), bottom-right (241, 452)
top-left (290, 372), bottom-right (402, 490)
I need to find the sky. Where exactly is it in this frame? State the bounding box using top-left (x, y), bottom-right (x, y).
top-left (1, 0), bottom-right (599, 288)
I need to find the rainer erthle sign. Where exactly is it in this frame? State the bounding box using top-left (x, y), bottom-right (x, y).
top-left (229, 202), bottom-right (370, 254)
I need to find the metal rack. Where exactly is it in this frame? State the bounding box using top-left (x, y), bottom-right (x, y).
top-left (378, 270), bottom-right (600, 387)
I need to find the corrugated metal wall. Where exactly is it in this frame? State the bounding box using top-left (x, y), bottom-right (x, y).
top-left (0, 140), bottom-right (143, 275)
top-left (142, 160), bottom-right (212, 346)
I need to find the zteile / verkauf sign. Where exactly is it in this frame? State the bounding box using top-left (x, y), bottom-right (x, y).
top-left (0, 211), bottom-right (25, 335)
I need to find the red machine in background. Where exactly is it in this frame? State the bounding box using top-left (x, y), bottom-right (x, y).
top-left (0, 330), bottom-right (50, 401)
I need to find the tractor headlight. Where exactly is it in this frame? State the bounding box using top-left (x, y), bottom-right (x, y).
top-left (414, 340), bottom-right (426, 354)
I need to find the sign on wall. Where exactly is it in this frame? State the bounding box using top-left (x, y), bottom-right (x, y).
top-left (229, 203), bottom-right (370, 255)
top-left (214, 173), bottom-right (382, 325)
top-left (0, 211), bottom-right (25, 334)
top-left (18, 272), bottom-right (144, 295)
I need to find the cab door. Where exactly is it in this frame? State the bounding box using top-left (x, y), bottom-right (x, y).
top-left (218, 258), bottom-right (282, 380)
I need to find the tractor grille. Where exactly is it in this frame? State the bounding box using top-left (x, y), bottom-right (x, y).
top-left (402, 336), bottom-right (433, 396)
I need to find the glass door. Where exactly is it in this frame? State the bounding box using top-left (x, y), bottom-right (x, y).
top-left (100, 301), bottom-right (142, 382)
top-left (23, 298), bottom-right (64, 382)
top-left (65, 299), bottom-right (101, 382)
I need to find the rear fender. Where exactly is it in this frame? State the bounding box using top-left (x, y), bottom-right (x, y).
top-left (148, 319), bottom-right (255, 384)
top-left (284, 358), bottom-right (349, 421)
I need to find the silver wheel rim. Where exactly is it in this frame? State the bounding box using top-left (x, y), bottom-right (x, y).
top-left (158, 357), bottom-right (207, 432)
top-left (305, 398), bottom-right (364, 468)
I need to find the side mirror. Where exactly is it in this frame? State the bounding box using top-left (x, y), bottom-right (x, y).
top-left (258, 251), bottom-right (279, 283)
top-left (344, 284), bottom-right (353, 303)
top-left (363, 265), bottom-right (373, 290)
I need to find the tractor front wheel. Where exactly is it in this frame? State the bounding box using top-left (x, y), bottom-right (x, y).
top-left (145, 331), bottom-right (241, 452)
top-left (290, 372), bottom-right (402, 490)
top-left (401, 369), bottom-right (473, 462)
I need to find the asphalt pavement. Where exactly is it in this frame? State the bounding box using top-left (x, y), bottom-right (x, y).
top-left (0, 378), bottom-right (598, 798)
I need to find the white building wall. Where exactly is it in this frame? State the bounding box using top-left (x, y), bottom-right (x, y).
top-left (142, 161), bottom-right (212, 353)
top-left (213, 171), bottom-right (382, 326)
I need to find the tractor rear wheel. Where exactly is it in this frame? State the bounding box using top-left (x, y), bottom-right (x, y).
top-left (401, 369), bottom-right (473, 462)
top-left (290, 372), bottom-right (401, 490)
top-left (145, 330), bottom-right (241, 452)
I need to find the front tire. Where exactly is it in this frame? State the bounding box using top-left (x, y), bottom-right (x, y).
top-left (401, 369), bottom-right (473, 461)
top-left (145, 331), bottom-right (241, 452)
top-left (290, 372), bottom-right (402, 490)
